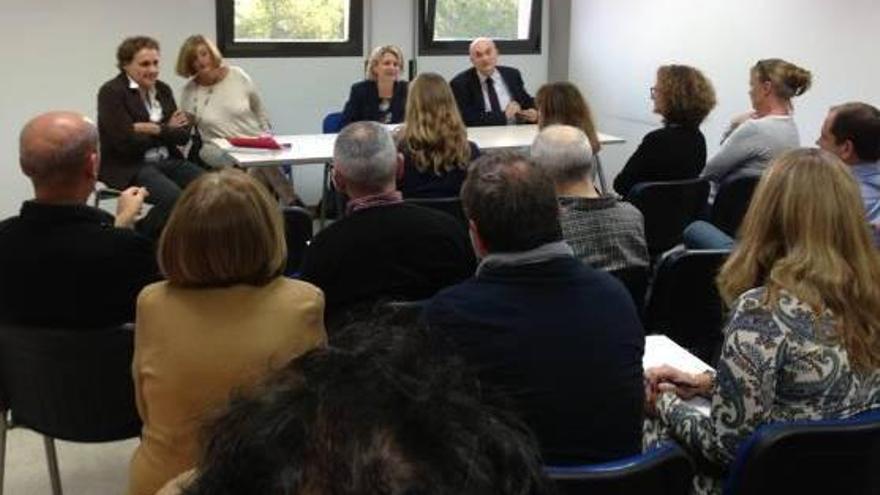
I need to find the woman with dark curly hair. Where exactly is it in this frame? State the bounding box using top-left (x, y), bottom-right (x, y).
top-left (614, 64), bottom-right (716, 197)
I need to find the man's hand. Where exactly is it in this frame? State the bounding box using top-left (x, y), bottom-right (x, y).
top-left (115, 187), bottom-right (149, 229)
top-left (168, 110), bottom-right (189, 128)
top-left (516, 108), bottom-right (539, 123)
top-left (133, 122), bottom-right (161, 135)
top-left (504, 101), bottom-right (522, 121)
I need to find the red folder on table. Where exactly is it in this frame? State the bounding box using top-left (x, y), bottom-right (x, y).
top-left (227, 136), bottom-right (283, 150)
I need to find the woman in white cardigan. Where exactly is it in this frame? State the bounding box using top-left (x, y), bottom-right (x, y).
top-left (176, 34), bottom-right (299, 205)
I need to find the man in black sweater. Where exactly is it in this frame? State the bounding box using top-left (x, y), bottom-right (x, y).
top-left (0, 112), bottom-right (159, 328)
top-left (300, 122), bottom-right (475, 330)
top-left (426, 151), bottom-right (645, 465)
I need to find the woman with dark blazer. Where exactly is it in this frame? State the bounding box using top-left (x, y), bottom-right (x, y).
top-left (340, 45), bottom-right (407, 126)
top-left (613, 65), bottom-right (716, 198)
top-left (97, 36), bottom-right (203, 219)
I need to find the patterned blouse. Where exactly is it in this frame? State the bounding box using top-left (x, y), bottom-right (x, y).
top-left (654, 287), bottom-right (880, 493)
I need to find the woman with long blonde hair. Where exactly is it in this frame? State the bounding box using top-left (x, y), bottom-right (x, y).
top-left (397, 72), bottom-right (480, 198)
top-left (646, 148), bottom-right (880, 494)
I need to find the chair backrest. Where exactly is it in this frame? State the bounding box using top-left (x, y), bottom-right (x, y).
top-left (0, 323), bottom-right (141, 442)
top-left (724, 408), bottom-right (880, 495)
top-left (627, 178), bottom-right (710, 256)
top-left (282, 206), bottom-right (314, 274)
top-left (710, 173), bottom-right (760, 237)
top-left (644, 249), bottom-right (730, 363)
top-left (404, 197), bottom-right (467, 226)
top-left (608, 265), bottom-right (650, 321)
top-left (322, 112), bottom-right (344, 134)
top-left (546, 442), bottom-right (695, 495)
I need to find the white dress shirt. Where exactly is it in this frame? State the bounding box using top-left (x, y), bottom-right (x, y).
top-left (479, 70), bottom-right (512, 115)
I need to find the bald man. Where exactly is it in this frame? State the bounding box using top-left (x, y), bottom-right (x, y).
top-left (450, 37), bottom-right (537, 127)
top-left (0, 111), bottom-right (159, 328)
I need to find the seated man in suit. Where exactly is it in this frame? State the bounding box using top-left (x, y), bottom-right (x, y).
top-left (531, 125), bottom-right (649, 272)
top-left (425, 151), bottom-right (645, 465)
top-left (450, 37), bottom-right (538, 127)
top-left (300, 122), bottom-right (475, 331)
top-left (0, 111), bottom-right (160, 328)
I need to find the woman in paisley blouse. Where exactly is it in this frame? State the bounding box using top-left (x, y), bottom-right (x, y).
top-left (645, 147), bottom-right (880, 494)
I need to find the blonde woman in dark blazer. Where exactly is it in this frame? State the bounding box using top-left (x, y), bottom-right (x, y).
top-left (128, 169), bottom-right (326, 495)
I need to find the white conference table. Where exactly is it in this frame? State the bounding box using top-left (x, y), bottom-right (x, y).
top-left (216, 124), bottom-right (625, 225)
top-left (215, 124), bottom-right (624, 167)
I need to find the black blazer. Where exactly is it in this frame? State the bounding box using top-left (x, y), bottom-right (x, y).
top-left (613, 125), bottom-right (708, 198)
top-left (340, 79), bottom-right (408, 127)
top-left (449, 65), bottom-right (535, 127)
top-left (97, 72), bottom-right (190, 188)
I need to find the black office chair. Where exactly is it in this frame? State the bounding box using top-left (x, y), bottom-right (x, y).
top-left (644, 249), bottom-right (730, 364)
top-left (404, 197), bottom-right (467, 226)
top-left (608, 265), bottom-right (650, 321)
top-left (282, 206), bottom-right (314, 275)
top-left (320, 112), bottom-right (346, 226)
top-left (723, 407), bottom-right (880, 495)
top-left (710, 173), bottom-right (760, 237)
top-left (0, 323), bottom-right (141, 495)
top-left (546, 442), bottom-right (695, 495)
top-left (626, 178), bottom-right (710, 257)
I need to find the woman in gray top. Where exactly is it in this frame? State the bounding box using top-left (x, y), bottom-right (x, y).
top-left (702, 58), bottom-right (811, 184)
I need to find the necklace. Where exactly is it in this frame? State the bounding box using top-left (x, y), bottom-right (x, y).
top-left (190, 84), bottom-right (214, 127)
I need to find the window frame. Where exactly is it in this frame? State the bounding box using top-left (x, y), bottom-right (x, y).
top-left (215, 0), bottom-right (364, 58)
top-left (417, 0), bottom-right (542, 56)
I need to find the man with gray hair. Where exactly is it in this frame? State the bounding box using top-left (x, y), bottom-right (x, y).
top-left (300, 122), bottom-right (475, 330)
top-left (531, 125), bottom-right (648, 272)
top-left (0, 111), bottom-right (159, 328)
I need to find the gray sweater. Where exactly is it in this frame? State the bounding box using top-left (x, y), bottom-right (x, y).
top-left (702, 115), bottom-right (800, 183)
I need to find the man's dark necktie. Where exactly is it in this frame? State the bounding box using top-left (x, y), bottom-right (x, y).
top-left (485, 77), bottom-right (502, 115)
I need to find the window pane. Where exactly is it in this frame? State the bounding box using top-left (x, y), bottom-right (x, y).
top-left (234, 0), bottom-right (350, 42)
top-left (433, 0), bottom-right (533, 41)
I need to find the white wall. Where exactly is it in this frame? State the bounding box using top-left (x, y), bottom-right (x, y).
top-left (0, 0), bottom-right (549, 217)
top-left (568, 0), bottom-right (880, 183)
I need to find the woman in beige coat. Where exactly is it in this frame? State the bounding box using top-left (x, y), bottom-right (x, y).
top-left (128, 168), bottom-right (326, 495)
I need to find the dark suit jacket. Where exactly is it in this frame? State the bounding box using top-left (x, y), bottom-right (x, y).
top-left (426, 254), bottom-right (645, 464)
top-left (613, 125), bottom-right (707, 198)
top-left (340, 80), bottom-right (408, 127)
top-left (97, 72), bottom-right (190, 188)
top-left (450, 66), bottom-right (535, 127)
top-left (0, 201), bottom-right (160, 328)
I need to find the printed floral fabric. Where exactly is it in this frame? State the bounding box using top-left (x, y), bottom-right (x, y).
top-left (646, 286), bottom-right (880, 494)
